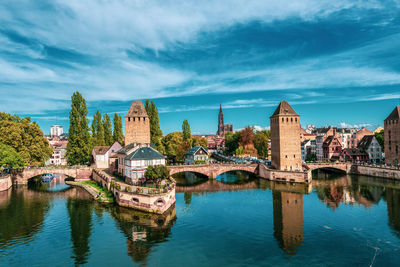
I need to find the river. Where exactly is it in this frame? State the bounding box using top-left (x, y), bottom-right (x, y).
top-left (0, 171), bottom-right (400, 266)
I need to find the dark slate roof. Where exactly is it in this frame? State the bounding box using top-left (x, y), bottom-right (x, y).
top-left (271, 101), bottom-right (298, 116)
top-left (358, 135), bottom-right (375, 150)
top-left (124, 147), bottom-right (165, 160)
top-left (125, 101), bottom-right (148, 118)
top-left (115, 142), bottom-right (138, 155)
top-left (385, 106), bottom-right (400, 121)
top-left (343, 148), bottom-right (368, 156)
top-left (185, 146), bottom-right (208, 155)
top-left (93, 146), bottom-right (111, 155)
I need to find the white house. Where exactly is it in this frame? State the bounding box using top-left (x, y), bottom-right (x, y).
top-left (92, 141), bottom-right (123, 169)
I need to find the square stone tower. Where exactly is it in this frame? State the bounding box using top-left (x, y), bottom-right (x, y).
top-left (270, 101), bottom-right (302, 171)
top-left (384, 106), bottom-right (400, 165)
top-left (125, 101), bottom-right (150, 145)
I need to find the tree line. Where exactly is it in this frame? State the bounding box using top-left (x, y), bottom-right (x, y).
top-left (225, 127), bottom-right (270, 158)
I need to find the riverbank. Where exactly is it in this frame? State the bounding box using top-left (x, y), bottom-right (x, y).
top-left (65, 180), bottom-right (114, 203)
top-left (0, 175), bottom-right (12, 192)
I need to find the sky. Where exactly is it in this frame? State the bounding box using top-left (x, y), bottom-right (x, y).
top-left (1, 0), bottom-right (400, 135)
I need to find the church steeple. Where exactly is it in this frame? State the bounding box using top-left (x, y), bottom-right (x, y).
top-left (217, 104), bottom-right (224, 136)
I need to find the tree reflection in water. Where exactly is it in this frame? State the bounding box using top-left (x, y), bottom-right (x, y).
top-left (110, 205), bottom-right (176, 264)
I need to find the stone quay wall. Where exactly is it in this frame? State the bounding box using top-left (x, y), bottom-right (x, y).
top-left (93, 169), bottom-right (176, 214)
top-left (258, 164), bottom-right (311, 183)
top-left (352, 165), bottom-right (400, 180)
top-left (0, 175), bottom-right (12, 192)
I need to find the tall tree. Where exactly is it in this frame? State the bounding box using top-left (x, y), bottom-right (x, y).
top-left (375, 129), bottom-right (384, 150)
top-left (161, 132), bottom-right (183, 162)
top-left (103, 114), bottom-right (113, 146)
top-left (92, 111), bottom-right (105, 146)
top-left (145, 100), bottom-right (164, 152)
top-left (113, 113), bottom-right (124, 146)
top-left (192, 136), bottom-right (208, 148)
top-left (0, 113), bottom-right (52, 166)
top-left (182, 120), bottom-right (192, 144)
top-left (224, 131), bottom-right (240, 155)
top-left (66, 91), bottom-right (92, 165)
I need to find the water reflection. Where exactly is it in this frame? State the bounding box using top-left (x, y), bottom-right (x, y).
top-left (28, 174), bottom-right (71, 192)
top-left (110, 206), bottom-right (176, 264)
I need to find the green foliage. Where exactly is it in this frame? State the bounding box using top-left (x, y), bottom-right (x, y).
top-left (144, 165), bottom-right (170, 186)
top-left (145, 100), bottom-right (164, 153)
top-left (182, 120), bottom-right (192, 144)
top-left (0, 143), bottom-right (24, 169)
top-left (375, 129), bottom-right (384, 150)
top-left (235, 146), bottom-right (244, 156)
top-left (103, 114), bottom-right (113, 146)
top-left (91, 111), bottom-right (105, 146)
top-left (113, 113), bottom-right (124, 146)
top-left (224, 131), bottom-right (240, 155)
top-left (161, 132), bottom-right (183, 162)
top-left (306, 153), bottom-right (317, 162)
top-left (177, 141), bottom-right (191, 161)
top-left (192, 136), bottom-right (208, 148)
top-left (0, 112), bottom-right (52, 166)
top-left (254, 130), bottom-right (270, 158)
top-left (66, 91), bottom-right (92, 165)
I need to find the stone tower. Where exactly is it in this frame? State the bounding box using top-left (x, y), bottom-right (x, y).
top-left (270, 101), bottom-right (302, 171)
top-left (217, 104), bottom-right (224, 136)
top-left (384, 106), bottom-right (400, 165)
top-left (124, 101), bottom-right (150, 145)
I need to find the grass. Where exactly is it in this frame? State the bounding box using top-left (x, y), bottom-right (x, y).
top-left (82, 180), bottom-right (114, 203)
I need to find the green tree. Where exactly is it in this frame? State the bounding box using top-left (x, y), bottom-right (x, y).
top-left (66, 91), bottom-right (92, 165)
top-left (306, 153), bottom-right (317, 162)
top-left (144, 165), bottom-right (170, 186)
top-left (103, 114), bottom-right (113, 146)
top-left (0, 113), bottom-right (52, 166)
top-left (91, 111), bottom-right (105, 146)
top-left (177, 141), bottom-right (191, 161)
top-left (113, 113), bottom-right (124, 146)
top-left (375, 129), bottom-right (384, 150)
top-left (224, 131), bottom-right (240, 155)
top-left (182, 120), bottom-right (192, 144)
top-left (254, 130), bottom-right (270, 158)
top-left (0, 143), bottom-right (24, 169)
top-left (145, 100), bottom-right (164, 153)
top-left (235, 146), bottom-right (244, 156)
top-left (161, 132), bottom-right (183, 162)
top-left (192, 136), bottom-right (208, 148)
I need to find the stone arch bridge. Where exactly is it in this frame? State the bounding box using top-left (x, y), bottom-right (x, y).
top-left (168, 164), bottom-right (259, 179)
top-left (11, 166), bottom-right (93, 185)
top-left (304, 162), bottom-right (351, 173)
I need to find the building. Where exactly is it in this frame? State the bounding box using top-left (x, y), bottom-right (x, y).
top-left (47, 142), bottom-right (67, 165)
top-left (217, 104), bottom-right (233, 136)
top-left (270, 101), bottom-right (302, 171)
top-left (206, 135), bottom-right (225, 153)
top-left (341, 148), bottom-right (369, 162)
top-left (91, 142), bottom-right (123, 169)
top-left (305, 125), bottom-right (315, 134)
top-left (322, 135), bottom-right (342, 161)
top-left (358, 135), bottom-right (382, 163)
top-left (301, 139), bottom-right (316, 162)
top-left (337, 128), bottom-right (358, 149)
top-left (113, 143), bottom-right (165, 185)
top-left (50, 124), bottom-right (63, 137)
top-left (125, 101), bottom-right (150, 145)
top-left (300, 128), bottom-right (316, 142)
top-left (350, 127), bottom-right (374, 148)
top-left (184, 146), bottom-right (209, 164)
top-left (384, 106), bottom-right (400, 165)
top-left (314, 127), bottom-right (341, 161)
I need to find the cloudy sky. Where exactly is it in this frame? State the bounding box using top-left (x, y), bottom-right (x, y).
top-left (1, 0), bottom-right (400, 135)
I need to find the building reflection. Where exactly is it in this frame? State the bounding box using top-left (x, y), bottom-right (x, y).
top-left (111, 205), bottom-right (176, 264)
top-left (386, 188), bottom-right (400, 238)
top-left (272, 183), bottom-right (306, 254)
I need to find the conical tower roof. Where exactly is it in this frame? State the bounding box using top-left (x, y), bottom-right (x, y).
top-left (125, 101), bottom-right (148, 118)
top-left (271, 101), bottom-right (298, 116)
top-left (385, 106), bottom-right (400, 121)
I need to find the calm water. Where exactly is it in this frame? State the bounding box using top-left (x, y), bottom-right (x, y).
top-left (1, 171), bottom-right (400, 266)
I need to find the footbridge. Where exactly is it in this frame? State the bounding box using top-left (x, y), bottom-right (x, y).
top-left (168, 164), bottom-right (259, 179)
top-left (11, 166), bottom-right (93, 185)
top-left (305, 162), bottom-right (351, 173)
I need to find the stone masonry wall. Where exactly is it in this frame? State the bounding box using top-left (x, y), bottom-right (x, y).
top-left (0, 176), bottom-right (12, 192)
top-left (125, 116), bottom-right (150, 145)
top-left (353, 165), bottom-right (400, 180)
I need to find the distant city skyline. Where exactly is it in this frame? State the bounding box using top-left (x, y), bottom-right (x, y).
top-left (1, 1), bottom-right (400, 134)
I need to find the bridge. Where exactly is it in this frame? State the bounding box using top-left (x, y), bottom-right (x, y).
top-left (304, 162), bottom-right (351, 173)
top-left (11, 166), bottom-right (93, 185)
top-left (168, 164), bottom-right (259, 179)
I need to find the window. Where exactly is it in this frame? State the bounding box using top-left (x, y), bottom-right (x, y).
top-left (128, 117), bottom-right (131, 122)
top-left (132, 198), bottom-right (139, 203)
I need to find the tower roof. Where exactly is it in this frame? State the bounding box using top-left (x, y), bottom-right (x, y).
top-left (125, 101), bottom-right (148, 118)
top-left (385, 106), bottom-right (400, 121)
top-left (271, 101), bottom-right (298, 116)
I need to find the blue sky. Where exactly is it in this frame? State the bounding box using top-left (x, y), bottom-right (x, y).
top-left (1, 0), bottom-right (400, 135)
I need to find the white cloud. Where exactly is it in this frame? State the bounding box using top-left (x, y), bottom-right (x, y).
top-left (338, 122), bottom-right (373, 129)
